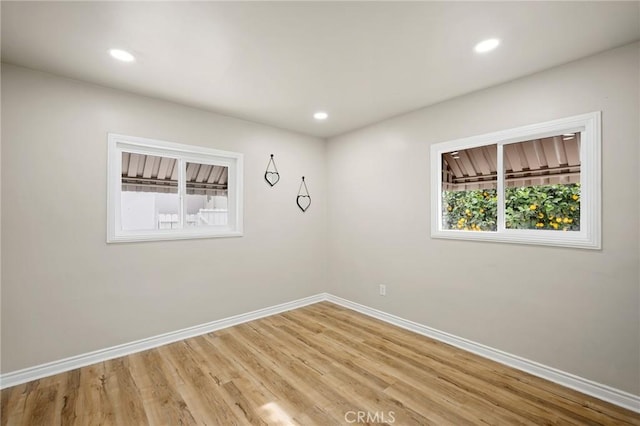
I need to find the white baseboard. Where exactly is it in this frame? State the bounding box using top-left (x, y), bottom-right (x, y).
top-left (1, 292), bottom-right (638, 414)
top-left (324, 294), bottom-right (640, 414)
top-left (0, 293), bottom-right (325, 389)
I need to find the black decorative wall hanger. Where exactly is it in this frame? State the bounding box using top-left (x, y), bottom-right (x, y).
top-left (296, 176), bottom-right (311, 212)
top-left (264, 154), bottom-right (280, 187)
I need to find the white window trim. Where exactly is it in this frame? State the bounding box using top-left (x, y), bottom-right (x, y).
top-left (107, 133), bottom-right (243, 243)
top-left (430, 112), bottom-right (601, 249)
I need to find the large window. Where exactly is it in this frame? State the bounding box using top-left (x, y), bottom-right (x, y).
top-left (107, 134), bottom-right (243, 243)
top-left (430, 112), bottom-right (601, 249)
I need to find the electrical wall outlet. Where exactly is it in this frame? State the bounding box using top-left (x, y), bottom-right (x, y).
top-left (379, 284), bottom-right (386, 296)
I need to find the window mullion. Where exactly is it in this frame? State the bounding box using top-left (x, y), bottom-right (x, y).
top-left (497, 143), bottom-right (505, 232)
top-left (179, 158), bottom-right (186, 229)
top-left (114, 148), bottom-right (123, 234)
top-left (437, 151), bottom-right (443, 231)
top-left (578, 130), bottom-right (588, 236)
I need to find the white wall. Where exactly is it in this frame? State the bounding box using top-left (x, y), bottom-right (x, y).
top-left (2, 43), bottom-right (638, 397)
top-left (1, 64), bottom-right (327, 373)
top-left (326, 43), bottom-right (640, 394)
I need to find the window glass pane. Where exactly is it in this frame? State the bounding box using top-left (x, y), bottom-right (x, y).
top-left (121, 152), bottom-right (179, 231)
top-left (185, 162), bottom-right (228, 227)
top-left (441, 144), bottom-right (498, 231)
top-left (504, 134), bottom-right (580, 231)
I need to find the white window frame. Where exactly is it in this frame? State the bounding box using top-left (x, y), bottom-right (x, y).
top-left (107, 133), bottom-right (243, 243)
top-left (430, 112), bottom-right (601, 249)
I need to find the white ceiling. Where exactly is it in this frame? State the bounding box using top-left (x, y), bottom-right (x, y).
top-left (2, 2), bottom-right (639, 138)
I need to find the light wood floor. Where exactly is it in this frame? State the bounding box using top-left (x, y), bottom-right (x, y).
top-left (2, 302), bottom-right (639, 425)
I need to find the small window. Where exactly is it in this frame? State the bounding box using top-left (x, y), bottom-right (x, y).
top-left (431, 112), bottom-right (601, 249)
top-left (108, 134), bottom-right (243, 243)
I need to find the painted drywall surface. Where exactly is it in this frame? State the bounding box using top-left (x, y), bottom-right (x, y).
top-left (0, 67), bottom-right (3, 370)
top-left (327, 43), bottom-right (640, 394)
top-left (0, 64), bottom-right (327, 373)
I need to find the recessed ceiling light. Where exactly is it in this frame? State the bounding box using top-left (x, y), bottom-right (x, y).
top-left (313, 111), bottom-right (328, 120)
top-left (109, 48), bottom-right (135, 62)
top-left (474, 38), bottom-right (500, 53)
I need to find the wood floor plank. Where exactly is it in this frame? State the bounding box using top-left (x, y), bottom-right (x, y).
top-left (363, 336), bottom-right (571, 423)
top-left (310, 302), bottom-right (640, 425)
top-left (78, 362), bottom-right (117, 426)
top-left (232, 322), bottom-right (360, 422)
top-left (221, 380), bottom-right (269, 426)
top-left (160, 340), bottom-right (242, 425)
top-left (127, 350), bottom-right (197, 425)
top-left (15, 381), bottom-right (48, 426)
top-left (197, 333), bottom-right (290, 422)
top-left (21, 384), bottom-right (57, 426)
top-left (268, 315), bottom-right (400, 390)
top-left (284, 309), bottom-right (537, 425)
top-left (0, 385), bottom-right (14, 426)
top-left (191, 334), bottom-right (243, 384)
top-left (215, 328), bottom-right (337, 425)
top-left (2, 302), bottom-right (639, 425)
top-left (103, 358), bottom-right (149, 425)
top-left (57, 369), bottom-right (81, 426)
top-left (3, 384), bottom-right (30, 426)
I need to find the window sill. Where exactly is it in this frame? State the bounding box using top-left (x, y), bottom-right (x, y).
top-left (107, 228), bottom-right (244, 244)
top-left (431, 229), bottom-right (600, 250)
